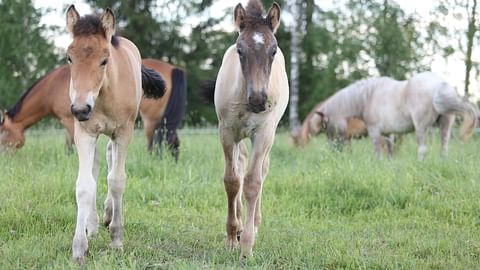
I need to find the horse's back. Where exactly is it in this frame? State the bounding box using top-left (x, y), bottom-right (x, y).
top-left (112, 37), bottom-right (143, 109)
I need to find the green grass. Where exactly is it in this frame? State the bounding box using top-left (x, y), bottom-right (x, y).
top-left (1, 128), bottom-right (480, 269)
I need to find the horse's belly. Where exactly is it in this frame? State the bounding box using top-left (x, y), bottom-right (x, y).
top-left (379, 117), bottom-right (413, 134)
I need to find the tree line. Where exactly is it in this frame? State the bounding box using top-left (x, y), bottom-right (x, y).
top-left (0, 0), bottom-right (477, 128)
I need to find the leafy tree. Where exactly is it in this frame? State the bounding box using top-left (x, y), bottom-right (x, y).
top-left (0, 0), bottom-right (59, 109)
top-left (430, 0), bottom-right (479, 95)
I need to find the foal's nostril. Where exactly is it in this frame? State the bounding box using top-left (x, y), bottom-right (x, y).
top-left (71, 104), bottom-right (92, 121)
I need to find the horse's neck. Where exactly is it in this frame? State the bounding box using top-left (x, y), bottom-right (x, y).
top-left (9, 83), bottom-right (54, 131)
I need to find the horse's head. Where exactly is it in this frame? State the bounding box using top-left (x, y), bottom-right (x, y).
top-left (0, 110), bottom-right (24, 151)
top-left (234, 1), bottom-right (281, 113)
top-left (66, 5), bottom-right (116, 121)
top-left (310, 111), bottom-right (328, 135)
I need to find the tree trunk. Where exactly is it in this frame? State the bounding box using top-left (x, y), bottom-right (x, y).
top-left (464, 0), bottom-right (477, 95)
top-left (289, 0), bottom-right (302, 132)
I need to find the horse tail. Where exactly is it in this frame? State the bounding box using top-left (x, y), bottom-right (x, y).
top-left (155, 67), bottom-right (187, 160)
top-left (200, 79), bottom-right (216, 103)
top-left (141, 65), bottom-right (166, 99)
top-left (433, 84), bottom-right (478, 140)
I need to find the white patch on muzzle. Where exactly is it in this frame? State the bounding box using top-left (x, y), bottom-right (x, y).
top-left (69, 79), bottom-right (96, 109)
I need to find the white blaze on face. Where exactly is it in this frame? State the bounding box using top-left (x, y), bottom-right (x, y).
top-left (252, 32), bottom-right (264, 45)
top-left (69, 78), bottom-right (77, 103)
top-left (69, 77), bottom-right (96, 109)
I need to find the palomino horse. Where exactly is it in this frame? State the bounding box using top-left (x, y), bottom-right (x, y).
top-left (292, 101), bottom-right (398, 154)
top-left (0, 58), bottom-right (186, 158)
top-left (292, 101), bottom-right (369, 147)
top-left (314, 72), bottom-right (477, 160)
top-left (65, 6), bottom-right (164, 262)
top-left (214, 0), bottom-right (288, 262)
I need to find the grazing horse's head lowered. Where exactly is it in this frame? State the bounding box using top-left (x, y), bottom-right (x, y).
top-left (234, 1), bottom-right (280, 113)
top-left (0, 110), bottom-right (24, 150)
top-left (66, 5), bottom-right (116, 121)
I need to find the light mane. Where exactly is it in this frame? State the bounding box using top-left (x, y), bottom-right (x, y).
top-left (321, 77), bottom-right (404, 118)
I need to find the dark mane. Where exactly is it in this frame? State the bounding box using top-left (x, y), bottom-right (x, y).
top-left (73, 14), bottom-right (119, 47)
top-left (6, 73), bottom-right (48, 119)
top-left (244, 0), bottom-right (268, 28)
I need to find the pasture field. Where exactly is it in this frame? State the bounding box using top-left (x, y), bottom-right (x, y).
top-left (1, 128), bottom-right (480, 269)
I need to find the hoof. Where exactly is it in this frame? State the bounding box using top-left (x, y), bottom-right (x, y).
top-left (226, 237), bottom-right (239, 250)
top-left (72, 236), bottom-right (88, 264)
top-left (240, 255), bottom-right (247, 268)
top-left (110, 240), bottom-right (124, 251)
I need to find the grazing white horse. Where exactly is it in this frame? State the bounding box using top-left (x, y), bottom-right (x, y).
top-left (314, 72), bottom-right (477, 160)
top-left (65, 6), bottom-right (164, 262)
top-left (214, 0), bottom-right (288, 263)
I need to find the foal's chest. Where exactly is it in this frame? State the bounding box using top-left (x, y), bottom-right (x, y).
top-left (224, 110), bottom-right (269, 141)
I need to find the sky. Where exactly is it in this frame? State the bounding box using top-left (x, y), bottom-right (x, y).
top-left (33, 0), bottom-right (478, 100)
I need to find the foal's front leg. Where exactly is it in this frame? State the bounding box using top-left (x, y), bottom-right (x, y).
top-left (240, 131), bottom-right (274, 259)
top-left (72, 127), bottom-right (97, 262)
top-left (106, 128), bottom-right (133, 249)
top-left (221, 136), bottom-right (245, 249)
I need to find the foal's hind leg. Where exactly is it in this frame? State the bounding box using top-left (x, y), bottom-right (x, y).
top-left (439, 114), bottom-right (454, 156)
top-left (86, 147), bottom-right (101, 238)
top-left (254, 155), bottom-right (269, 234)
top-left (236, 142), bottom-right (248, 238)
top-left (103, 141), bottom-right (113, 227)
top-left (106, 129), bottom-right (133, 250)
top-left (221, 135), bottom-right (244, 249)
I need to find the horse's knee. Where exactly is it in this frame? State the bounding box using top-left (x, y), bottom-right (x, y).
top-left (76, 177), bottom-right (96, 204)
top-left (107, 173), bottom-right (126, 196)
top-left (243, 175), bottom-right (261, 202)
top-left (224, 173), bottom-right (241, 197)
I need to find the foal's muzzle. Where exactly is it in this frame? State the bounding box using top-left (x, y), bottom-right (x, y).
top-left (247, 91), bottom-right (268, 113)
top-left (71, 104), bottom-right (92, 122)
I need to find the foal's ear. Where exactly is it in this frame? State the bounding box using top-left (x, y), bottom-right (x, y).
top-left (234, 3), bottom-right (246, 32)
top-left (66, 5), bottom-right (80, 35)
top-left (101, 8), bottom-right (116, 42)
top-left (267, 2), bottom-right (281, 33)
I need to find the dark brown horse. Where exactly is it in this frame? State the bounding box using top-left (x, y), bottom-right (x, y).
top-left (0, 58), bottom-right (186, 158)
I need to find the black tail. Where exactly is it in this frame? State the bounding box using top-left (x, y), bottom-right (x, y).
top-left (142, 65), bottom-right (166, 99)
top-left (200, 79), bottom-right (216, 103)
top-left (154, 68), bottom-right (187, 160)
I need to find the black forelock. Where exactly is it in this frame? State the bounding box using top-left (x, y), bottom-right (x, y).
top-left (72, 14), bottom-right (119, 47)
top-left (244, 0), bottom-right (269, 29)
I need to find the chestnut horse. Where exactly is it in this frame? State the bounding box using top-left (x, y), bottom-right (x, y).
top-left (65, 6), bottom-right (165, 262)
top-left (314, 73), bottom-right (477, 160)
top-left (213, 0), bottom-right (288, 262)
top-left (0, 58), bottom-right (186, 158)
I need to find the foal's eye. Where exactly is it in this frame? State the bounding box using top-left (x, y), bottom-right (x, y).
top-left (237, 48), bottom-right (243, 57)
top-left (100, 59), bottom-right (108, 66)
top-left (271, 48), bottom-right (277, 57)
top-left (67, 56), bottom-right (72, 64)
